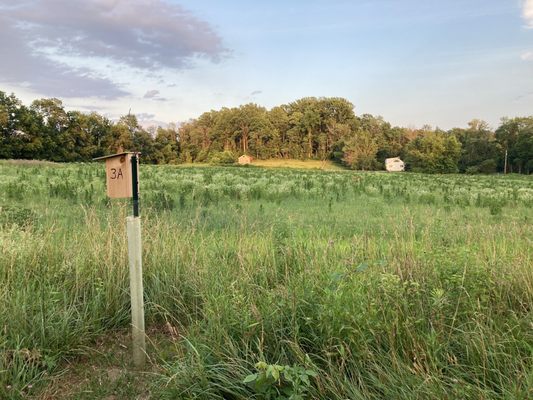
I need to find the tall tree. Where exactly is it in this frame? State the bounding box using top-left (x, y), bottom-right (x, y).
top-left (30, 98), bottom-right (68, 161)
top-left (0, 91), bottom-right (42, 159)
top-left (319, 97), bottom-right (356, 159)
top-left (232, 103), bottom-right (271, 155)
top-left (268, 106), bottom-right (289, 158)
top-left (154, 124), bottom-right (179, 164)
top-left (405, 129), bottom-right (461, 173)
top-left (288, 98), bottom-right (322, 158)
top-left (514, 119), bottom-right (533, 174)
top-left (496, 117), bottom-right (533, 174)
top-left (342, 130), bottom-right (378, 170)
top-left (84, 112), bottom-right (113, 158)
top-left (452, 119), bottom-right (500, 173)
top-left (61, 111), bottom-right (96, 161)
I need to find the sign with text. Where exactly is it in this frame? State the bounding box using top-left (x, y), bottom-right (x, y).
top-left (94, 152), bottom-right (135, 198)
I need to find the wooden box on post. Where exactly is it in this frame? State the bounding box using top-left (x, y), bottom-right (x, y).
top-left (94, 152), bottom-right (135, 198)
top-left (93, 151), bottom-right (145, 368)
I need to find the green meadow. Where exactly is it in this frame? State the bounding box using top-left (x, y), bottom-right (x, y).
top-left (0, 161), bottom-right (532, 399)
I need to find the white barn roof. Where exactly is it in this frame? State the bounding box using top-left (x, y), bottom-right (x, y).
top-left (385, 157), bottom-right (405, 172)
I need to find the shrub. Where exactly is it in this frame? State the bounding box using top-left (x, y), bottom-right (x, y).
top-left (209, 151), bottom-right (237, 165)
top-left (195, 149), bottom-right (210, 162)
top-left (478, 159), bottom-right (497, 174)
top-left (465, 166), bottom-right (480, 174)
top-left (0, 205), bottom-right (36, 227)
top-left (489, 201), bottom-right (503, 215)
top-left (243, 362), bottom-right (317, 400)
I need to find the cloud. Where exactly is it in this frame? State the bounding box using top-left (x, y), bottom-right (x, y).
top-left (142, 89), bottom-right (167, 101)
top-left (0, 0), bottom-right (227, 98)
top-left (143, 90), bottom-right (160, 99)
top-left (0, 15), bottom-right (128, 99)
top-left (250, 90), bottom-right (263, 96)
top-left (513, 91), bottom-right (533, 103)
top-left (137, 115), bottom-right (169, 129)
top-left (521, 51), bottom-right (533, 60)
top-left (136, 113), bottom-right (156, 121)
top-left (70, 103), bottom-right (109, 111)
top-left (524, 0), bottom-right (533, 27)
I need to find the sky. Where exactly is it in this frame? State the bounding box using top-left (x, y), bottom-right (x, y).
top-left (0, 0), bottom-right (532, 129)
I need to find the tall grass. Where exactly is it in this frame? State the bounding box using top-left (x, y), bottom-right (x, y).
top-left (0, 162), bottom-right (532, 399)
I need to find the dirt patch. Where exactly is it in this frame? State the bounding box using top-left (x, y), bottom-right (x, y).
top-left (32, 325), bottom-right (182, 400)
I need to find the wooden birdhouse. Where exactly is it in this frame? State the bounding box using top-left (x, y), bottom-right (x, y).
top-left (93, 152), bottom-right (136, 198)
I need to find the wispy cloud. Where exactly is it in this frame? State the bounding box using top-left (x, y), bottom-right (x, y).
top-left (513, 90), bottom-right (533, 103)
top-left (524, 0), bottom-right (533, 27)
top-left (143, 90), bottom-right (160, 99)
top-left (143, 89), bottom-right (167, 102)
top-left (0, 0), bottom-right (227, 98)
top-left (136, 113), bottom-right (156, 121)
top-left (521, 51), bottom-right (533, 60)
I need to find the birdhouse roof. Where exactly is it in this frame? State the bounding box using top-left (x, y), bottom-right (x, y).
top-left (93, 152), bottom-right (138, 161)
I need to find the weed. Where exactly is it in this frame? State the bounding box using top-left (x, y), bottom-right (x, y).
top-left (243, 361), bottom-right (318, 400)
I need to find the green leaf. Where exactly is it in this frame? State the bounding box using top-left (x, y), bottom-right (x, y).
top-left (255, 361), bottom-right (268, 370)
top-left (243, 373), bottom-right (258, 384)
top-left (268, 365), bottom-right (280, 381)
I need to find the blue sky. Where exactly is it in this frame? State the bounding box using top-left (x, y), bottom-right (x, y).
top-left (1, 0), bottom-right (532, 129)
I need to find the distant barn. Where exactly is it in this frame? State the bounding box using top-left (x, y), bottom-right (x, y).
top-left (385, 157), bottom-right (405, 172)
top-left (238, 155), bottom-right (253, 165)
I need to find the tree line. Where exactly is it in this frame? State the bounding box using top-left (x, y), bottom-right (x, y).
top-left (1, 90), bottom-right (532, 173)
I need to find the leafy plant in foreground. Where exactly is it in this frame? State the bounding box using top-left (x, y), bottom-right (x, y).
top-left (243, 361), bottom-right (318, 400)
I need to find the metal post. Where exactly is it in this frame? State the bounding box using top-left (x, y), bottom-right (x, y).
top-left (131, 154), bottom-right (140, 217)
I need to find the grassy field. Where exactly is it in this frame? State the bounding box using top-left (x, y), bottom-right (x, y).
top-left (0, 161), bottom-right (532, 399)
top-left (249, 159), bottom-right (345, 170)
top-left (171, 159), bottom-right (345, 170)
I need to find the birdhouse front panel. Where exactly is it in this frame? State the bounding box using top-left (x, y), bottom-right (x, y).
top-left (105, 153), bottom-right (133, 198)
